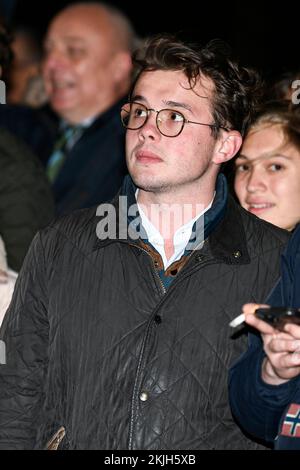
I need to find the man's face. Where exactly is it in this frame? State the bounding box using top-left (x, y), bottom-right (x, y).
top-left (126, 70), bottom-right (221, 196)
top-left (43, 7), bottom-right (123, 123)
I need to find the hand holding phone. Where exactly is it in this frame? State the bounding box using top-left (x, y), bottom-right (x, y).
top-left (254, 306), bottom-right (300, 331)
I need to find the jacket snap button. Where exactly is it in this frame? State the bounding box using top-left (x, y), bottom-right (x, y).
top-left (139, 391), bottom-right (148, 402)
top-left (170, 269), bottom-right (178, 276)
top-left (154, 314), bottom-right (162, 324)
top-left (154, 260), bottom-right (159, 268)
top-left (233, 250), bottom-right (242, 258)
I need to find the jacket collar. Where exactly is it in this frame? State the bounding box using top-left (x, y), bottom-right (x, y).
top-left (56, 96), bottom-right (127, 138)
top-left (208, 194), bottom-right (251, 264)
top-left (93, 174), bottom-right (250, 265)
top-left (79, 97), bottom-right (127, 134)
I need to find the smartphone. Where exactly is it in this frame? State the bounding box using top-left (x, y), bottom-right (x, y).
top-left (255, 307), bottom-right (300, 331)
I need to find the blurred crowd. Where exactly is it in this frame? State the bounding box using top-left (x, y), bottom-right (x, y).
top-left (0, 2), bottom-right (140, 322)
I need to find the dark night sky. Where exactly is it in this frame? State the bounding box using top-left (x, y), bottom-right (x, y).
top-left (3, 0), bottom-right (300, 79)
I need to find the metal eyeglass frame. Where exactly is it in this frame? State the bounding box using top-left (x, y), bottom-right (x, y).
top-left (121, 101), bottom-right (230, 137)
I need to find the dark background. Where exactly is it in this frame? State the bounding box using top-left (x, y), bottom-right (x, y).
top-left (0, 0), bottom-right (299, 80)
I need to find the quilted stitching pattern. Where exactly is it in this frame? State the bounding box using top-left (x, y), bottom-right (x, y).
top-left (0, 204), bottom-right (289, 449)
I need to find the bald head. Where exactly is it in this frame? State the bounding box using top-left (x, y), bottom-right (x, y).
top-left (43, 2), bottom-right (135, 123)
top-left (59, 2), bottom-right (136, 52)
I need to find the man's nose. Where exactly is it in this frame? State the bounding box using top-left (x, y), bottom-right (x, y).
top-left (138, 111), bottom-right (160, 140)
top-left (43, 49), bottom-right (67, 72)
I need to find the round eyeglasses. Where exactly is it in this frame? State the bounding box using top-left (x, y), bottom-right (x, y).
top-left (120, 101), bottom-right (230, 138)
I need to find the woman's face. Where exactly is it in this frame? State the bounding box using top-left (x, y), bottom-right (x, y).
top-left (234, 123), bottom-right (300, 230)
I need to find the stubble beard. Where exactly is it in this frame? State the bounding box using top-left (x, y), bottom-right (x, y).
top-left (131, 170), bottom-right (209, 196)
top-left (131, 174), bottom-right (173, 194)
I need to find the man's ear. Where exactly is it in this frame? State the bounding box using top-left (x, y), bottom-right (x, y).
top-left (212, 130), bottom-right (242, 165)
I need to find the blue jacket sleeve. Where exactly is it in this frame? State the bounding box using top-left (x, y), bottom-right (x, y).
top-left (229, 224), bottom-right (300, 443)
top-left (229, 332), bottom-right (300, 443)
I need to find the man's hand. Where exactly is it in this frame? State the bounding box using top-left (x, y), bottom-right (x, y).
top-left (243, 303), bottom-right (300, 385)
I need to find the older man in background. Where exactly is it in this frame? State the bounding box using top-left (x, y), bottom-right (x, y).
top-left (41, 2), bottom-right (137, 214)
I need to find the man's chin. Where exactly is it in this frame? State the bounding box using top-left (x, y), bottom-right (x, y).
top-left (49, 91), bottom-right (77, 110)
top-left (131, 175), bottom-right (170, 193)
top-left (51, 99), bottom-right (72, 114)
top-left (51, 101), bottom-right (81, 123)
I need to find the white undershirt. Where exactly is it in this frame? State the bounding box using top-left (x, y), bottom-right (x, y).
top-left (136, 191), bottom-right (215, 269)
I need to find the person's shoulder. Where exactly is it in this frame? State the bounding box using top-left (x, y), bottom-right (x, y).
top-left (288, 223), bottom-right (300, 246)
top-left (0, 126), bottom-right (25, 148)
top-left (88, 98), bottom-right (126, 133)
top-left (0, 103), bottom-right (37, 119)
top-left (49, 205), bottom-right (98, 235)
top-left (233, 197), bottom-right (290, 245)
top-left (283, 223), bottom-right (300, 260)
top-left (0, 104), bottom-right (45, 132)
top-left (40, 206), bottom-right (100, 253)
top-left (0, 127), bottom-right (45, 177)
top-left (0, 126), bottom-right (38, 159)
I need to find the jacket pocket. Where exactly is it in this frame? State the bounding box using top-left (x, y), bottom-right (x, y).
top-left (45, 426), bottom-right (66, 450)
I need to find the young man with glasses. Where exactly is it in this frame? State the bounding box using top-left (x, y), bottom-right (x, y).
top-left (0, 35), bottom-right (289, 449)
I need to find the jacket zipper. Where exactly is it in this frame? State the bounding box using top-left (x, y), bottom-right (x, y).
top-left (151, 258), bottom-right (166, 295)
top-left (131, 240), bottom-right (210, 296)
top-left (127, 244), bottom-right (215, 449)
top-left (129, 243), bottom-right (167, 295)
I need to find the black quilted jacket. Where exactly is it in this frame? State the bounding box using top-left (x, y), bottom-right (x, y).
top-left (0, 178), bottom-right (289, 450)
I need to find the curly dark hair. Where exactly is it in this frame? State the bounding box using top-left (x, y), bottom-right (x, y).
top-left (131, 35), bottom-right (263, 138)
top-left (0, 18), bottom-right (13, 69)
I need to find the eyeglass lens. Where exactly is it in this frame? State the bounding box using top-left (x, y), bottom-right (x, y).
top-left (121, 102), bottom-right (185, 137)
